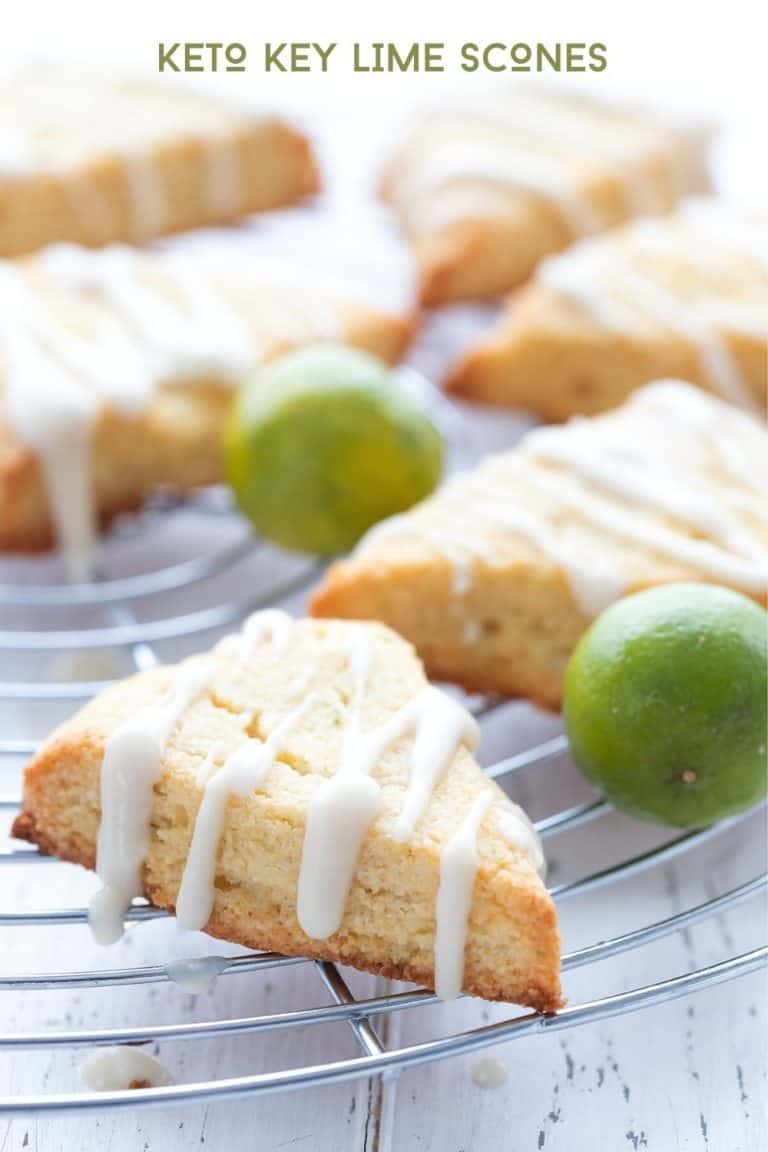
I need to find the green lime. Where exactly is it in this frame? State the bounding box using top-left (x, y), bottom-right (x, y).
top-left (225, 344), bottom-right (443, 554)
top-left (563, 583), bottom-right (767, 827)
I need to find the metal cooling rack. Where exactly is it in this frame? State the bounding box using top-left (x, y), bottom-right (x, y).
top-left (0, 494), bottom-right (765, 1116)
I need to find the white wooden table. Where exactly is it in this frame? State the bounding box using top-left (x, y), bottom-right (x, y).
top-left (0, 78), bottom-right (765, 1152)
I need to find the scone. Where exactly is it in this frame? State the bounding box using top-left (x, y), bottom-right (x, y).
top-left (448, 201), bottom-right (767, 416)
top-left (12, 612), bottom-right (561, 1010)
top-left (381, 89), bottom-right (712, 306)
top-left (0, 243), bottom-right (413, 574)
top-left (312, 381), bottom-right (768, 709)
top-left (0, 67), bottom-right (318, 257)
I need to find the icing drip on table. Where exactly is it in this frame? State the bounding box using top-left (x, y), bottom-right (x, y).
top-left (434, 788), bottom-right (493, 1000)
top-left (81, 1047), bottom-right (173, 1091)
top-left (536, 208), bottom-right (768, 411)
top-left (471, 1056), bottom-right (508, 1088)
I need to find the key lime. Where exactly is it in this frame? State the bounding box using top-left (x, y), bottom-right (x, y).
top-left (563, 583), bottom-right (767, 827)
top-left (224, 345), bottom-right (443, 554)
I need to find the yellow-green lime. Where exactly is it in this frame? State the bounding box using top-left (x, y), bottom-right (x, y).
top-left (225, 344), bottom-right (443, 554)
top-left (563, 583), bottom-right (767, 827)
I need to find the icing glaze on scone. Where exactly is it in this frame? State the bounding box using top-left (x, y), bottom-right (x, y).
top-left (313, 382), bottom-right (768, 706)
top-left (449, 200), bottom-right (767, 415)
top-left (357, 380), bottom-right (768, 607)
top-left (88, 612), bottom-right (538, 1001)
top-left (536, 202), bottom-right (768, 410)
top-left (0, 246), bottom-right (383, 576)
top-left (383, 88), bottom-right (712, 304)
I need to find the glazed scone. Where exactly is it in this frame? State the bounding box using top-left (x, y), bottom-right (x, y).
top-left (312, 382), bottom-right (768, 709)
top-left (381, 89), bottom-right (712, 306)
top-left (12, 613), bottom-right (561, 1010)
top-left (0, 243), bottom-right (413, 572)
top-left (0, 68), bottom-right (318, 257)
top-left (448, 201), bottom-right (767, 416)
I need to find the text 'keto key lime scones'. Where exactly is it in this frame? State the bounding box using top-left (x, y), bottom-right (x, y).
top-left (449, 201), bottom-right (768, 417)
top-left (13, 613), bottom-right (561, 1009)
top-left (312, 381), bottom-right (768, 709)
top-left (381, 89), bottom-right (711, 306)
top-left (0, 244), bottom-right (412, 575)
top-left (0, 67), bottom-right (318, 257)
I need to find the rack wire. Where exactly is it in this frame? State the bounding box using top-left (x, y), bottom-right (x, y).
top-left (0, 494), bottom-right (765, 1116)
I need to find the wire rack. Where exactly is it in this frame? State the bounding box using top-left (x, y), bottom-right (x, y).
top-left (0, 492), bottom-right (765, 1117)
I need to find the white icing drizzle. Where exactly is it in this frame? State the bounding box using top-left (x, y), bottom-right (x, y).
top-left (391, 689), bottom-right (481, 841)
top-left (525, 422), bottom-right (767, 562)
top-left (89, 609), bottom-right (291, 945)
top-left (437, 94), bottom-right (676, 218)
top-left (89, 658), bottom-right (215, 945)
top-left (297, 633), bottom-right (380, 940)
top-left (81, 1047), bottom-right (173, 1091)
top-left (536, 210), bottom-right (767, 411)
top-left (0, 268), bottom-right (98, 579)
top-left (122, 154), bottom-right (166, 242)
top-left (165, 955), bottom-right (230, 994)
top-left (527, 466), bottom-right (768, 594)
top-left (433, 789), bottom-right (492, 1000)
top-left (1, 244), bottom-right (344, 575)
top-left (176, 692), bottom-right (317, 932)
top-left (633, 380), bottom-right (768, 496)
top-left (214, 609), bottom-right (295, 660)
top-left (0, 69), bottom-right (272, 245)
top-left (41, 245), bottom-right (253, 383)
top-left (354, 381), bottom-right (766, 614)
top-left (483, 501), bottom-right (625, 616)
top-left (356, 512), bottom-right (498, 598)
top-left (85, 611), bottom-right (543, 1000)
top-left (297, 641), bottom-right (480, 940)
top-left (401, 142), bottom-right (601, 237)
top-left (497, 804), bottom-right (546, 878)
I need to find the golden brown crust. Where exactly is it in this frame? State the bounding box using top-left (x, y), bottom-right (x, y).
top-left (11, 620), bottom-right (562, 1010)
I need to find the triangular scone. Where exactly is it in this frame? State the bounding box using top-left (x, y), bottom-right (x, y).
top-left (312, 382), bottom-right (768, 709)
top-left (12, 614), bottom-right (561, 1010)
top-left (0, 67), bottom-right (318, 258)
top-left (0, 244), bottom-right (413, 570)
top-left (381, 89), bottom-right (711, 306)
top-left (448, 201), bottom-right (767, 416)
